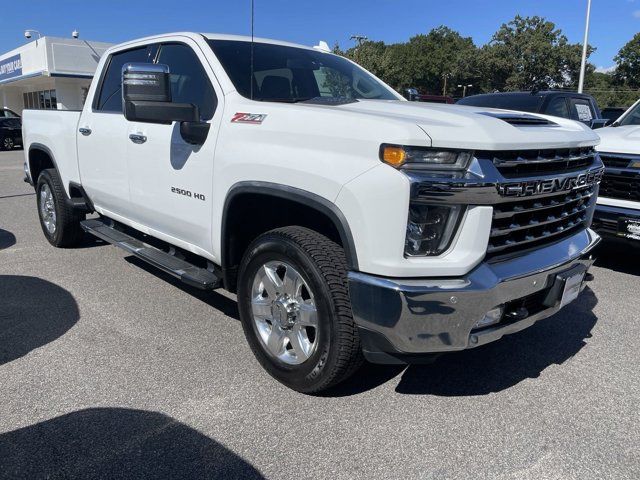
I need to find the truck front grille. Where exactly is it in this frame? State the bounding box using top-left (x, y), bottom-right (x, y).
top-left (488, 184), bottom-right (597, 257)
top-left (599, 153), bottom-right (640, 202)
top-left (485, 147), bottom-right (596, 178)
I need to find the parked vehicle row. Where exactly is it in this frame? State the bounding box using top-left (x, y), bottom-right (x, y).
top-left (457, 90), bottom-right (609, 129)
top-left (591, 100), bottom-right (640, 243)
top-left (0, 108), bottom-right (22, 151)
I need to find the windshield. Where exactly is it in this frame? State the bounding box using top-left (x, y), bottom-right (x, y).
top-left (457, 94), bottom-right (544, 113)
top-left (207, 40), bottom-right (399, 103)
top-left (618, 102), bottom-right (640, 126)
top-left (0, 109), bottom-right (19, 118)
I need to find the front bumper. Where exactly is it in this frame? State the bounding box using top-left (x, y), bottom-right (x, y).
top-left (349, 228), bottom-right (600, 364)
top-left (592, 203), bottom-right (640, 241)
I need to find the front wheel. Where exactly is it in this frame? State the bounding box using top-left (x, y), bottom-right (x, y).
top-left (237, 226), bottom-right (363, 393)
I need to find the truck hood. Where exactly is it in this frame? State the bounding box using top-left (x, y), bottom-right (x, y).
top-left (596, 125), bottom-right (640, 155)
top-left (333, 100), bottom-right (599, 150)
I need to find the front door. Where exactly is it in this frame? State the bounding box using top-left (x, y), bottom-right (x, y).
top-left (78, 45), bottom-right (154, 218)
top-left (125, 41), bottom-right (222, 256)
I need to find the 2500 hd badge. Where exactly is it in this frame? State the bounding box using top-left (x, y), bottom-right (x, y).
top-left (171, 186), bottom-right (206, 201)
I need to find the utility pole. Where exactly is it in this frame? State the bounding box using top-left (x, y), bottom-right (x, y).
top-left (458, 84), bottom-right (473, 97)
top-left (350, 35), bottom-right (368, 47)
top-left (578, 0), bottom-right (592, 93)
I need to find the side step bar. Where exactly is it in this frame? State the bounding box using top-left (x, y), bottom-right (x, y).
top-left (81, 218), bottom-right (221, 290)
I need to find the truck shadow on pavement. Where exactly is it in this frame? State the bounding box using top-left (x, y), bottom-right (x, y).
top-left (0, 407), bottom-right (265, 480)
top-left (0, 276), bottom-right (79, 365)
top-left (0, 228), bottom-right (16, 250)
top-left (327, 287), bottom-right (599, 397)
top-left (124, 256), bottom-right (240, 320)
top-left (593, 241), bottom-right (640, 276)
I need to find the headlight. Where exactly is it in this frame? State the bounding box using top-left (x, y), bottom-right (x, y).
top-left (380, 144), bottom-right (473, 170)
top-left (405, 204), bottom-right (463, 256)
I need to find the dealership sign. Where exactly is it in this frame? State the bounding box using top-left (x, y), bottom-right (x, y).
top-left (0, 54), bottom-right (23, 82)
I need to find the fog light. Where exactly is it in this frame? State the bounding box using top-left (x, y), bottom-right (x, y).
top-left (405, 204), bottom-right (463, 256)
top-left (474, 306), bottom-right (503, 329)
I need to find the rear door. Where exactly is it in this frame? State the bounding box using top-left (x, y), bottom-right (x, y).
top-left (125, 40), bottom-right (222, 254)
top-left (77, 45), bottom-right (155, 217)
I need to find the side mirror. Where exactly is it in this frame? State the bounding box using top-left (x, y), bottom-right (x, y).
top-left (122, 63), bottom-right (197, 124)
top-left (589, 118), bottom-right (609, 129)
top-left (404, 88), bottom-right (419, 101)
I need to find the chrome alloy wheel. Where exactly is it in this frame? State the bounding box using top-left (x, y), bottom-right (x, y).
top-left (251, 261), bottom-right (319, 365)
top-left (3, 137), bottom-right (13, 150)
top-left (39, 183), bottom-right (57, 235)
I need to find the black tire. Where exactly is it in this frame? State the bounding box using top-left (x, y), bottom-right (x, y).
top-left (0, 136), bottom-right (11, 151)
top-left (237, 226), bottom-right (363, 393)
top-left (36, 168), bottom-right (85, 247)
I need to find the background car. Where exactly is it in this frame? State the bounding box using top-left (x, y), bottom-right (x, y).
top-left (403, 88), bottom-right (454, 104)
top-left (457, 90), bottom-right (608, 129)
top-left (0, 108), bottom-right (23, 151)
top-left (601, 107), bottom-right (627, 125)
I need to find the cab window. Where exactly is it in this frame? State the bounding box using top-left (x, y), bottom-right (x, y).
top-left (569, 98), bottom-right (594, 123)
top-left (545, 97), bottom-right (569, 119)
top-left (156, 43), bottom-right (216, 120)
top-left (95, 46), bottom-right (150, 112)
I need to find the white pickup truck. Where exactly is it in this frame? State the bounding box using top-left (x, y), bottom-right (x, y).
top-left (23, 32), bottom-right (603, 393)
top-left (592, 99), bottom-right (640, 243)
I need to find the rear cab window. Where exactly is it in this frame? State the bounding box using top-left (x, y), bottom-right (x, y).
top-left (569, 98), bottom-right (595, 123)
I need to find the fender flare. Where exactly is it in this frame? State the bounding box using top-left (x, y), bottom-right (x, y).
top-left (222, 181), bottom-right (359, 271)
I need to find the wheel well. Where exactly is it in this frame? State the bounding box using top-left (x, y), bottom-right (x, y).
top-left (222, 191), bottom-right (354, 292)
top-left (28, 147), bottom-right (55, 185)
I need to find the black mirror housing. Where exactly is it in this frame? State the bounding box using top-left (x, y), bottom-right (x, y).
top-left (122, 63), bottom-right (199, 125)
top-left (180, 121), bottom-right (210, 145)
top-left (124, 100), bottom-right (199, 124)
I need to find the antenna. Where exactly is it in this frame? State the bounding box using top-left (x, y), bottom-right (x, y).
top-left (250, 0), bottom-right (255, 100)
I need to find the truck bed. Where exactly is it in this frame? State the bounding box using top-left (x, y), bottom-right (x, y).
top-left (22, 109), bottom-right (82, 195)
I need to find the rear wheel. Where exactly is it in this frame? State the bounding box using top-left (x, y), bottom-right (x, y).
top-left (36, 169), bottom-right (85, 247)
top-left (237, 226), bottom-right (363, 393)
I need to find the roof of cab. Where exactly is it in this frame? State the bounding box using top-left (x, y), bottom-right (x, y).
top-left (202, 33), bottom-right (317, 51)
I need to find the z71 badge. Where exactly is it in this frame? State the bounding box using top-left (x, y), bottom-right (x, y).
top-left (231, 112), bottom-right (267, 124)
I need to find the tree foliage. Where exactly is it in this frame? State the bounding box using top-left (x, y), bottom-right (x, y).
top-left (615, 33), bottom-right (640, 88)
top-left (335, 14), bottom-right (640, 108)
top-left (479, 16), bottom-right (587, 91)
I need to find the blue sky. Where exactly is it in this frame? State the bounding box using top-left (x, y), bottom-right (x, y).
top-left (0, 0), bottom-right (635, 70)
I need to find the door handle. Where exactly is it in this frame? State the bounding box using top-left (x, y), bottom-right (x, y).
top-left (129, 133), bottom-right (147, 144)
top-left (79, 127), bottom-right (92, 136)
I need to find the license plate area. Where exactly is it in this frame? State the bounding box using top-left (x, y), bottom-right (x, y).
top-left (618, 218), bottom-right (640, 241)
top-left (543, 265), bottom-right (587, 309)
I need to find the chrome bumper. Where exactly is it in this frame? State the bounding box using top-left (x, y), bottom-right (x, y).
top-left (593, 203), bottom-right (640, 239)
top-left (349, 228), bottom-right (600, 364)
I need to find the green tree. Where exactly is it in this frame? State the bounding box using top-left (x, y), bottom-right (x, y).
top-left (343, 26), bottom-right (478, 95)
top-left (614, 33), bottom-right (640, 88)
top-left (480, 16), bottom-right (588, 91)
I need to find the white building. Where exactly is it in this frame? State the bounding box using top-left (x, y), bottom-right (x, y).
top-left (0, 36), bottom-right (112, 114)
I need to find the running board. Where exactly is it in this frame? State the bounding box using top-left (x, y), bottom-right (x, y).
top-left (81, 218), bottom-right (221, 290)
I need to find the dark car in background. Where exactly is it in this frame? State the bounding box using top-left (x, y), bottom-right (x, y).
top-left (601, 107), bottom-right (627, 125)
top-left (403, 88), bottom-right (454, 104)
top-left (457, 91), bottom-right (608, 129)
top-left (0, 108), bottom-right (23, 150)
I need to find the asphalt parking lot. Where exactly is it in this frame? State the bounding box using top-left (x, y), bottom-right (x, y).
top-left (0, 149), bottom-right (639, 479)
